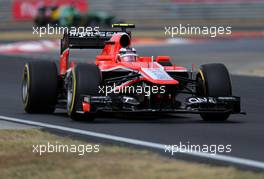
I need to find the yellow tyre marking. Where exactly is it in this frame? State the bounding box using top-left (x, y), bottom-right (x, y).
top-left (69, 68), bottom-right (77, 114)
top-left (199, 69), bottom-right (205, 81)
top-left (198, 69), bottom-right (207, 95)
top-left (23, 64), bottom-right (30, 108)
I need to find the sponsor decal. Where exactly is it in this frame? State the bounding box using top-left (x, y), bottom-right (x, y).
top-left (187, 97), bottom-right (217, 105)
top-left (142, 67), bottom-right (174, 81)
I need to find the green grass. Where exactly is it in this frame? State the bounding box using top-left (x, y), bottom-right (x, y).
top-left (0, 129), bottom-right (263, 179)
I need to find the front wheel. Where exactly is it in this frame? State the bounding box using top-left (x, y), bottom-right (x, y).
top-left (67, 64), bottom-right (101, 121)
top-left (196, 63), bottom-right (232, 121)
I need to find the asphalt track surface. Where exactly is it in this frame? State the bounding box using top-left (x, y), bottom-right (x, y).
top-left (0, 39), bottom-right (263, 170)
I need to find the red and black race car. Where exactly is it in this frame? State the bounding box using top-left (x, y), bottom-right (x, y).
top-left (22, 24), bottom-right (244, 121)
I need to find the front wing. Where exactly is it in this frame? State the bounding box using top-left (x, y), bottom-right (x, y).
top-left (77, 95), bottom-right (245, 115)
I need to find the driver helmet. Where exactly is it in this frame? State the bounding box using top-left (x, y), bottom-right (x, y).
top-left (118, 48), bottom-right (138, 62)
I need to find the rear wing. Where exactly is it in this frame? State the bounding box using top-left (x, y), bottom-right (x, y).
top-left (60, 31), bottom-right (119, 54)
top-left (60, 24), bottom-right (135, 54)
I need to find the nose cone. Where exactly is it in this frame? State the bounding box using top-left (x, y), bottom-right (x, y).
top-left (120, 61), bottom-right (179, 84)
top-left (141, 67), bottom-right (178, 85)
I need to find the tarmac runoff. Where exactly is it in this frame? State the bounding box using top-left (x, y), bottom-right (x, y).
top-left (237, 66), bottom-right (264, 77)
top-left (0, 120), bottom-right (37, 129)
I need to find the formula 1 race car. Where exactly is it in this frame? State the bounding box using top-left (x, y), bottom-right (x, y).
top-left (22, 24), bottom-right (244, 121)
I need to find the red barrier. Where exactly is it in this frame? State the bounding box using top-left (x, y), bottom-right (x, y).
top-left (12, 0), bottom-right (88, 21)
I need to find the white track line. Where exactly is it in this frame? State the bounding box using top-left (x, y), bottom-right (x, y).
top-left (0, 115), bottom-right (264, 170)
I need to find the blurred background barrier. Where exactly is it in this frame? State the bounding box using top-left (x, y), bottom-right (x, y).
top-left (0, 0), bottom-right (264, 30)
top-left (89, 0), bottom-right (264, 20)
top-left (12, 0), bottom-right (88, 20)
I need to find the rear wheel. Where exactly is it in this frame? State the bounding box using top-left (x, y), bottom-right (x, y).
top-left (67, 64), bottom-right (101, 121)
top-left (22, 61), bottom-right (58, 113)
top-left (196, 63), bottom-right (232, 121)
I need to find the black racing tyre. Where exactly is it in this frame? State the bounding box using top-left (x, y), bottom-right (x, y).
top-left (67, 64), bottom-right (101, 121)
top-left (22, 61), bottom-right (58, 113)
top-left (196, 63), bottom-right (232, 121)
